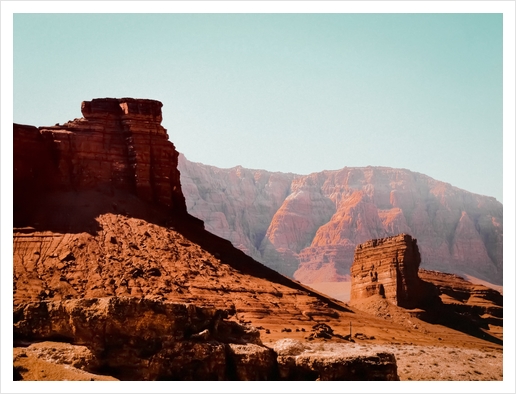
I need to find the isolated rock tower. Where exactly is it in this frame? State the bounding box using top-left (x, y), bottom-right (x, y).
top-left (350, 234), bottom-right (425, 308)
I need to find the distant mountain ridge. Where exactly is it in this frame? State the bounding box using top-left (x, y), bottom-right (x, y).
top-left (178, 155), bottom-right (503, 286)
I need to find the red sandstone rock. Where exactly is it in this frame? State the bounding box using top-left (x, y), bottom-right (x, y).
top-left (13, 297), bottom-right (263, 380)
top-left (419, 269), bottom-right (503, 321)
top-left (179, 159), bottom-right (503, 286)
top-left (14, 98), bottom-right (185, 215)
top-left (350, 234), bottom-right (428, 308)
top-left (178, 155), bottom-right (296, 265)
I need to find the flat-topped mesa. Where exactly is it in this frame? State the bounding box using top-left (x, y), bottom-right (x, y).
top-left (14, 98), bottom-right (186, 213)
top-left (80, 97), bottom-right (164, 127)
top-left (350, 234), bottom-right (425, 308)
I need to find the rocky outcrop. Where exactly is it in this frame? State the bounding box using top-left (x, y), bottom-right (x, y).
top-left (179, 159), bottom-right (503, 285)
top-left (14, 297), bottom-right (265, 380)
top-left (350, 234), bottom-right (435, 308)
top-left (349, 235), bottom-right (502, 341)
top-left (14, 98), bottom-right (403, 367)
top-left (277, 351), bottom-right (398, 381)
top-left (419, 269), bottom-right (503, 323)
top-left (271, 339), bottom-right (399, 381)
top-left (14, 98), bottom-right (186, 225)
top-left (13, 342), bottom-right (118, 381)
top-left (13, 297), bottom-right (399, 381)
top-left (13, 98), bottom-right (502, 381)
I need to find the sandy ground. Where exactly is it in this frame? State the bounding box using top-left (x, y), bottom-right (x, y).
top-left (263, 339), bottom-right (503, 381)
top-left (337, 343), bottom-right (502, 381)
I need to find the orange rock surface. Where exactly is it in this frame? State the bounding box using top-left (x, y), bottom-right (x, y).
top-left (12, 98), bottom-right (503, 382)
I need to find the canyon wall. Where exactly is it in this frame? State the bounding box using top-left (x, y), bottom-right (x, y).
top-left (178, 155), bottom-right (297, 264)
top-left (179, 158), bottom-right (503, 285)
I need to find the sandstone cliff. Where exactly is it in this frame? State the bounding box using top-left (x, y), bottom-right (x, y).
top-left (178, 155), bottom-right (297, 262)
top-left (178, 158), bottom-right (503, 285)
top-left (13, 98), bottom-right (346, 322)
top-left (13, 98), bottom-right (409, 381)
top-left (14, 98), bottom-right (186, 229)
top-left (13, 98), bottom-right (503, 381)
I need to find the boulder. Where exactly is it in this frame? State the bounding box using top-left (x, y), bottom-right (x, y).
top-left (270, 340), bottom-right (399, 381)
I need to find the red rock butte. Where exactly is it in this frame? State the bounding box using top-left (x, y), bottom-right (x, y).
top-left (14, 97), bottom-right (185, 214)
top-left (350, 234), bottom-right (428, 308)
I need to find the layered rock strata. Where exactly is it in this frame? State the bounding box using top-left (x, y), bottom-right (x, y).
top-left (348, 235), bottom-right (503, 344)
top-left (178, 158), bottom-right (503, 285)
top-left (419, 269), bottom-right (503, 326)
top-left (13, 98), bottom-right (501, 381)
top-left (350, 234), bottom-right (434, 308)
top-left (178, 154), bottom-right (297, 264)
top-left (12, 98), bottom-right (405, 381)
top-left (14, 98), bottom-right (186, 223)
top-left (348, 234), bottom-right (503, 338)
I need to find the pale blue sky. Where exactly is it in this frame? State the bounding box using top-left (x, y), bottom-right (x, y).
top-left (13, 13), bottom-right (503, 202)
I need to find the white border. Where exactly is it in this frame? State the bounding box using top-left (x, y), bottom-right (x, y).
top-left (2, 1), bottom-right (514, 393)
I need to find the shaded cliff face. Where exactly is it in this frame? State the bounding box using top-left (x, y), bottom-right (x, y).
top-left (14, 98), bottom-right (186, 229)
top-left (179, 158), bottom-right (503, 285)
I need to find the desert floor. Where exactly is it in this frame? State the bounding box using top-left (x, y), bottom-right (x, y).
top-left (14, 340), bottom-right (503, 382)
top-left (264, 341), bottom-right (503, 381)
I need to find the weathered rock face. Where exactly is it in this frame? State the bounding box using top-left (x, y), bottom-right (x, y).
top-left (179, 158), bottom-right (503, 285)
top-left (13, 98), bottom-right (502, 381)
top-left (14, 98), bottom-right (186, 223)
top-left (14, 297), bottom-right (266, 380)
top-left (277, 352), bottom-right (399, 381)
top-left (178, 154), bottom-right (297, 263)
top-left (13, 342), bottom-right (118, 381)
top-left (13, 297), bottom-right (400, 381)
top-left (348, 234), bottom-right (503, 326)
top-left (14, 99), bottom-right (396, 358)
top-left (350, 234), bottom-right (430, 308)
top-left (271, 339), bottom-right (399, 381)
top-left (419, 269), bottom-right (503, 322)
